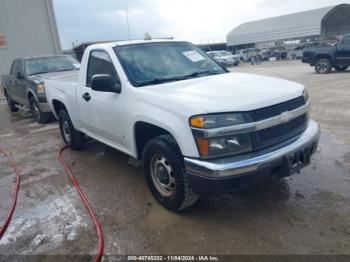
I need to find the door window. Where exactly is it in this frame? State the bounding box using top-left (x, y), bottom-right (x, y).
top-left (86, 50), bottom-right (119, 87)
top-left (10, 60), bottom-right (19, 75)
top-left (17, 60), bottom-right (24, 75)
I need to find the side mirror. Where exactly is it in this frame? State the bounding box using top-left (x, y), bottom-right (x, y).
top-left (91, 74), bottom-right (121, 94)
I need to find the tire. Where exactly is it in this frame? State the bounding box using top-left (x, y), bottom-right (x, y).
top-left (58, 110), bottom-right (84, 150)
top-left (29, 96), bottom-right (51, 124)
top-left (315, 58), bottom-right (332, 74)
top-left (4, 90), bottom-right (18, 112)
top-left (142, 134), bottom-right (199, 211)
top-left (334, 66), bottom-right (348, 72)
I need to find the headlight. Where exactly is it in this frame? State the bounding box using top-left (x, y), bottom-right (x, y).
top-left (196, 134), bottom-right (252, 158)
top-left (190, 113), bottom-right (245, 129)
top-left (190, 113), bottom-right (252, 158)
top-left (303, 89), bottom-right (309, 103)
top-left (36, 84), bottom-right (45, 94)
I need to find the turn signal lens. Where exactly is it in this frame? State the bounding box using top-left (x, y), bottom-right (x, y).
top-left (196, 137), bottom-right (209, 157)
top-left (190, 116), bottom-right (204, 128)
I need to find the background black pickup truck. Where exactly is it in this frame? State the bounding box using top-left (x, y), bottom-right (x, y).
top-left (1, 55), bottom-right (79, 123)
top-left (302, 35), bottom-right (350, 74)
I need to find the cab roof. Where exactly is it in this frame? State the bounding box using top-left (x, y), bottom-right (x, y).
top-left (89, 39), bottom-right (185, 49)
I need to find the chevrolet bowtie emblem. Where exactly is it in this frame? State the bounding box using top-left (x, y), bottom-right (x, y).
top-left (280, 111), bottom-right (293, 123)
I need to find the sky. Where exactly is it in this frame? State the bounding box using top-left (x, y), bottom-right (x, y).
top-left (53, 0), bottom-right (348, 49)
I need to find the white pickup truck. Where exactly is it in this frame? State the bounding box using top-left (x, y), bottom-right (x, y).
top-left (45, 40), bottom-right (320, 211)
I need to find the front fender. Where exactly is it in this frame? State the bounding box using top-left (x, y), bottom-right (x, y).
top-left (314, 53), bottom-right (333, 63)
top-left (129, 102), bottom-right (199, 158)
top-left (27, 89), bottom-right (37, 101)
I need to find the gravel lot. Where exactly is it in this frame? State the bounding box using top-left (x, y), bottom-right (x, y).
top-left (0, 60), bottom-right (349, 258)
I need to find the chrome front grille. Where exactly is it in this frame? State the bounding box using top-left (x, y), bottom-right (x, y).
top-left (246, 97), bottom-right (308, 151)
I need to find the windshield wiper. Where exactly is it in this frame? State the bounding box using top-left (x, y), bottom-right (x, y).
top-left (136, 70), bottom-right (223, 87)
top-left (28, 71), bottom-right (49, 76)
top-left (181, 70), bottom-right (222, 79)
top-left (136, 77), bottom-right (182, 87)
top-left (56, 69), bottom-right (75, 72)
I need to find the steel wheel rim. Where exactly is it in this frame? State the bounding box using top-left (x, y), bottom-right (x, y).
top-left (150, 154), bottom-right (175, 197)
top-left (62, 120), bottom-right (71, 143)
top-left (317, 62), bottom-right (328, 73)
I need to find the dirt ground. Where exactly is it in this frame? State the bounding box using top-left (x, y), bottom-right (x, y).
top-left (0, 61), bottom-right (349, 258)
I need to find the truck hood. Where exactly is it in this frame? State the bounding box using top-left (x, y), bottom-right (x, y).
top-left (28, 70), bottom-right (79, 83)
top-left (138, 72), bottom-right (304, 114)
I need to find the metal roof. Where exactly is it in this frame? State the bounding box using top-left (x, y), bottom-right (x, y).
top-left (227, 4), bottom-right (346, 46)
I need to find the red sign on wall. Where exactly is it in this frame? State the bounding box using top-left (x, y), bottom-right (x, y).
top-left (0, 34), bottom-right (7, 48)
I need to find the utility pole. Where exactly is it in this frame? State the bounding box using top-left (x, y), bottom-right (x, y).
top-left (125, 6), bottom-right (131, 42)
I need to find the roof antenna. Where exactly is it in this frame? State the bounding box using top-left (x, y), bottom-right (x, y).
top-left (125, 6), bottom-right (131, 42)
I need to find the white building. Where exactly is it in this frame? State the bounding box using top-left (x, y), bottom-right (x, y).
top-left (227, 4), bottom-right (350, 51)
top-left (0, 0), bottom-right (61, 76)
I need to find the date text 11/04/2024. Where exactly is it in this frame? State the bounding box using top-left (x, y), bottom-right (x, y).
top-left (127, 255), bottom-right (219, 261)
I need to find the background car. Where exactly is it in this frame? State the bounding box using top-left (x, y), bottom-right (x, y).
top-left (1, 55), bottom-right (80, 123)
top-left (207, 50), bottom-right (240, 67)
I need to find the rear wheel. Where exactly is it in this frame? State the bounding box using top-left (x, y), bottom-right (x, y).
top-left (58, 110), bottom-right (84, 150)
top-left (4, 90), bottom-right (18, 112)
top-left (142, 134), bottom-right (199, 211)
top-left (315, 58), bottom-right (332, 74)
top-left (29, 96), bottom-right (51, 124)
top-left (334, 66), bottom-right (348, 72)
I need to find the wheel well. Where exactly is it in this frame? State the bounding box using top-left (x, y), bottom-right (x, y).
top-left (315, 55), bottom-right (332, 63)
top-left (28, 92), bottom-right (34, 101)
top-left (52, 100), bottom-right (67, 116)
top-left (134, 121), bottom-right (173, 159)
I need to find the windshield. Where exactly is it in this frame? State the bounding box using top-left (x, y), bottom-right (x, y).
top-left (114, 42), bottom-right (226, 87)
top-left (25, 56), bottom-right (80, 76)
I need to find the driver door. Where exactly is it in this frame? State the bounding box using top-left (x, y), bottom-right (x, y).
top-left (336, 36), bottom-right (350, 65)
top-left (78, 50), bottom-right (127, 151)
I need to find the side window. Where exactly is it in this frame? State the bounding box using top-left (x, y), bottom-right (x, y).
top-left (86, 50), bottom-right (119, 87)
top-left (17, 60), bottom-right (24, 75)
top-left (342, 36), bottom-right (350, 46)
top-left (10, 60), bottom-right (19, 75)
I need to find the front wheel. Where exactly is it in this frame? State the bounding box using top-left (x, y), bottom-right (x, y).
top-left (4, 90), bottom-right (18, 112)
top-left (142, 134), bottom-right (199, 211)
top-left (315, 58), bottom-right (332, 74)
top-left (58, 110), bottom-right (84, 150)
top-left (29, 96), bottom-right (51, 124)
top-left (334, 66), bottom-right (348, 72)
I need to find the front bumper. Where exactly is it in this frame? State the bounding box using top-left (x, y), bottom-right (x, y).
top-left (184, 120), bottom-right (320, 194)
top-left (38, 102), bottom-right (52, 113)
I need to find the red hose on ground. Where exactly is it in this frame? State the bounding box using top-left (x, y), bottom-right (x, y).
top-left (0, 146), bottom-right (20, 239)
top-left (59, 146), bottom-right (104, 262)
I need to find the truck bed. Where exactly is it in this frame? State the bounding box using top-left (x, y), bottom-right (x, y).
top-left (45, 72), bottom-right (80, 121)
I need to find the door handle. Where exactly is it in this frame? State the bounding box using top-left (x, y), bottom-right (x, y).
top-left (82, 92), bottom-right (91, 101)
